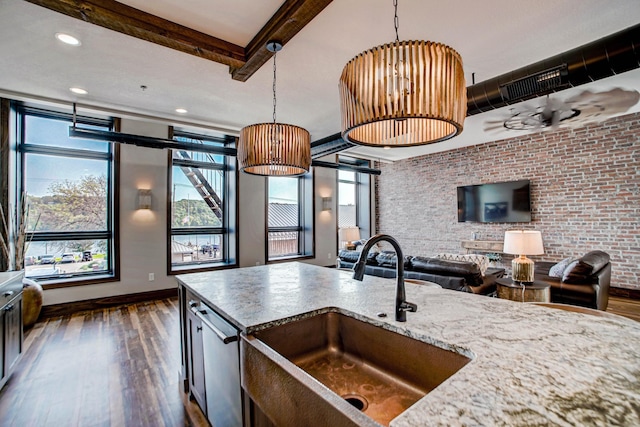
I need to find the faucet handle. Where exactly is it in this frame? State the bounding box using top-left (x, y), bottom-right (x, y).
top-left (399, 301), bottom-right (417, 313)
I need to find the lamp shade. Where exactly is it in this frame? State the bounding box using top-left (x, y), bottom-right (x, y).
top-left (503, 230), bottom-right (544, 255)
top-left (339, 40), bottom-right (466, 147)
top-left (237, 123), bottom-right (311, 176)
top-left (339, 227), bottom-right (361, 243)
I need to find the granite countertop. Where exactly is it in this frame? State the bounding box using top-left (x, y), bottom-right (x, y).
top-left (177, 262), bottom-right (640, 426)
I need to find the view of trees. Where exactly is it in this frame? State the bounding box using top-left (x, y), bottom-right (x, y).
top-left (27, 174), bottom-right (107, 253)
top-left (172, 199), bottom-right (221, 228)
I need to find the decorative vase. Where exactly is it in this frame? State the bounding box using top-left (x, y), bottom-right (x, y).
top-left (22, 278), bottom-right (43, 327)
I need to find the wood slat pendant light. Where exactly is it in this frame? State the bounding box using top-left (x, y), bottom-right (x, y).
top-left (339, 2), bottom-right (466, 147)
top-left (238, 41), bottom-right (311, 176)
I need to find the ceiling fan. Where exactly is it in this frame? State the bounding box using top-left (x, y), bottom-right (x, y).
top-left (483, 88), bottom-right (640, 133)
top-left (484, 96), bottom-right (579, 132)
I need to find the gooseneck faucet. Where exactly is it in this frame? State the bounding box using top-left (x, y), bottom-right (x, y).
top-left (352, 234), bottom-right (418, 322)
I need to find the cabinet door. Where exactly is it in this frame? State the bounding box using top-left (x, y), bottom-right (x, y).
top-left (4, 294), bottom-right (22, 375)
top-left (0, 309), bottom-right (4, 380)
top-left (187, 309), bottom-right (206, 414)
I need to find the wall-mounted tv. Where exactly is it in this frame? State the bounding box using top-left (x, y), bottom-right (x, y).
top-left (457, 180), bottom-right (531, 223)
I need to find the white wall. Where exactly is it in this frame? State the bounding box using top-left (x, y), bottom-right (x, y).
top-left (43, 120), bottom-right (341, 305)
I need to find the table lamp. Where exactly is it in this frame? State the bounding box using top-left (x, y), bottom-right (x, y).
top-left (503, 230), bottom-right (544, 283)
top-left (339, 227), bottom-right (360, 250)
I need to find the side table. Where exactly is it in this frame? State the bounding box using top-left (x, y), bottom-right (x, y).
top-left (496, 278), bottom-right (551, 303)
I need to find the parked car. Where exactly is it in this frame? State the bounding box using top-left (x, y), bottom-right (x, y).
top-left (60, 253), bottom-right (76, 263)
top-left (81, 251), bottom-right (93, 262)
top-left (40, 254), bottom-right (55, 264)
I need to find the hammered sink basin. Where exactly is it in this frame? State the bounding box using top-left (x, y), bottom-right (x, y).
top-left (242, 310), bottom-right (472, 426)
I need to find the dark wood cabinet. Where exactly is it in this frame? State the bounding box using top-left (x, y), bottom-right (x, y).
top-left (3, 293), bottom-right (22, 375)
top-left (0, 272), bottom-right (23, 390)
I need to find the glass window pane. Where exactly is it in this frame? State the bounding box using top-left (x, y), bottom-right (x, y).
top-left (174, 135), bottom-right (225, 164)
top-left (171, 234), bottom-right (223, 265)
top-left (338, 182), bottom-right (357, 227)
top-left (171, 165), bottom-right (224, 228)
top-left (268, 231), bottom-right (299, 257)
top-left (268, 177), bottom-right (298, 227)
top-left (25, 153), bottom-right (108, 232)
top-left (24, 240), bottom-right (109, 278)
top-left (24, 115), bottom-right (109, 151)
top-left (338, 170), bottom-right (355, 182)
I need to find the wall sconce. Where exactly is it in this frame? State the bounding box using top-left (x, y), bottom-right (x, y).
top-left (322, 196), bottom-right (332, 211)
top-left (137, 189), bottom-right (152, 210)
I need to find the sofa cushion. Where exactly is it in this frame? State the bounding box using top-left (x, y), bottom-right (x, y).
top-left (376, 251), bottom-right (412, 269)
top-left (338, 249), bottom-right (360, 263)
top-left (435, 253), bottom-right (489, 276)
top-left (410, 256), bottom-right (483, 287)
top-left (338, 249), bottom-right (378, 265)
top-left (548, 257), bottom-right (574, 278)
top-left (562, 251), bottom-right (610, 284)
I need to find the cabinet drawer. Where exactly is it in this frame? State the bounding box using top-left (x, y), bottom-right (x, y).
top-left (0, 280), bottom-right (23, 308)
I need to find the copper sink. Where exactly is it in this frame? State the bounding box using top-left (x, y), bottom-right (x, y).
top-left (242, 310), bottom-right (472, 426)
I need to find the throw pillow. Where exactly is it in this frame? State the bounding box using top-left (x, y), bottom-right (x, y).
top-left (548, 257), bottom-right (573, 278)
top-left (563, 251), bottom-right (610, 283)
top-left (435, 253), bottom-right (489, 276)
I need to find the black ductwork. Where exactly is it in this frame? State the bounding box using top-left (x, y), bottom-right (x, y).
top-left (467, 23), bottom-right (640, 116)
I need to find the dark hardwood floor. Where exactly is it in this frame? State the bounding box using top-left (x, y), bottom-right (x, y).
top-left (0, 295), bottom-right (637, 427)
top-left (0, 298), bottom-right (207, 427)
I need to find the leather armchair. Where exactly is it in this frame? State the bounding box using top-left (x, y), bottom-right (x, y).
top-left (534, 251), bottom-right (611, 311)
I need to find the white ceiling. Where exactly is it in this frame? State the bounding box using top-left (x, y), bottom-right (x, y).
top-left (1, 0), bottom-right (639, 161)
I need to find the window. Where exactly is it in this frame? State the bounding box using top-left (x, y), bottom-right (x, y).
top-left (338, 170), bottom-right (357, 228)
top-left (169, 130), bottom-right (236, 272)
top-left (267, 173), bottom-right (313, 260)
top-left (17, 105), bottom-right (117, 284)
top-left (337, 156), bottom-right (372, 248)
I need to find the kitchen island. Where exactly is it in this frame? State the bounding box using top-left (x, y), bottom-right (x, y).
top-left (177, 262), bottom-right (640, 426)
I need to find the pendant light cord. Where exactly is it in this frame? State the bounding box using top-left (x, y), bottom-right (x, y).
top-left (270, 45), bottom-right (278, 166)
top-left (272, 47), bottom-right (277, 126)
top-left (393, 0), bottom-right (399, 42)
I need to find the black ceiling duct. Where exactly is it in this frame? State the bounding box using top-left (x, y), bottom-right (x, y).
top-left (467, 23), bottom-right (640, 116)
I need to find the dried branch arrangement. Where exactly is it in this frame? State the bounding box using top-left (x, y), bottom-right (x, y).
top-left (0, 193), bottom-right (39, 271)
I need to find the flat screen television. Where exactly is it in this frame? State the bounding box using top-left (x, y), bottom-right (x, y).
top-left (457, 180), bottom-right (531, 223)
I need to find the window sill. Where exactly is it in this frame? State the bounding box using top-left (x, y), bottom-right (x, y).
top-left (37, 274), bottom-right (119, 290)
top-left (169, 261), bottom-right (238, 275)
top-left (267, 254), bottom-right (314, 264)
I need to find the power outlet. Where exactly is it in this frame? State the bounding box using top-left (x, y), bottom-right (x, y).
top-left (148, 273), bottom-right (155, 281)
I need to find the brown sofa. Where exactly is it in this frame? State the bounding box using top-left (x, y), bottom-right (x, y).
top-left (534, 251), bottom-right (611, 311)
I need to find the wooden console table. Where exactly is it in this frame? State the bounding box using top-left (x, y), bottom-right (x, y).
top-left (461, 240), bottom-right (504, 253)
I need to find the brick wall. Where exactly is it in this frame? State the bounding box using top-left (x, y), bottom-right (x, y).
top-left (376, 112), bottom-right (640, 291)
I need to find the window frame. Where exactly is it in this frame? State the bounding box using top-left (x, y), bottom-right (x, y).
top-left (167, 129), bottom-right (237, 274)
top-left (15, 103), bottom-right (119, 288)
top-left (337, 156), bottom-right (372, 248)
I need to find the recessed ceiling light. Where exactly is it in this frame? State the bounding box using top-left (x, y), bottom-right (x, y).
top-left (55, 33), bottom-right (81, 46)
top-left (70, 87), bottom-right (88, 95)
top-left (175, 108), bottom-right (188, 114)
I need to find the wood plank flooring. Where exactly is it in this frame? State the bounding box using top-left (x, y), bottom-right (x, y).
top-left (0, 298), bottom-right (207, 427)
top-left (0, 295), bottom-right (637, 427)
top-left (607, 296), bottom-right (640, 322)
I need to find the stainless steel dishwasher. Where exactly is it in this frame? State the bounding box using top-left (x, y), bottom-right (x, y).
top-left (193, 302), bottom-right (242, 427)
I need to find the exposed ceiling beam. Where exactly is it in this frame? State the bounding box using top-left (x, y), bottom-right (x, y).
top-left (24, 0), bottom-right (333, 82)
top-left (231, 0), bottom-right (334, 82)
